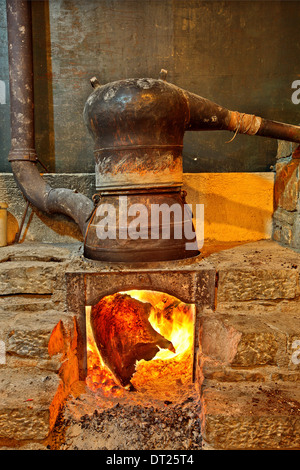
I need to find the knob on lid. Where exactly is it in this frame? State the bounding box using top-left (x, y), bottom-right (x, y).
top-left (90, 76), bottom-right (101, 89)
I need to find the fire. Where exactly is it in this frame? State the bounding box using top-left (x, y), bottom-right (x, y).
top-left (86, 290), bottom-right (195, 396)
top-left (123, 290), bottom-right (194, 361)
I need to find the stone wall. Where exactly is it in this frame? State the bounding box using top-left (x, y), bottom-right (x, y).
top-left (273, 141), bottom-right (300, 250)
top-left (0, 244), bottom-right (75, 447)
top-left (198, 241), bottom-right (300, 449)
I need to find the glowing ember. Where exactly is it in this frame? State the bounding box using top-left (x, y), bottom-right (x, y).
top-left (86, 290), bottom-right (195, 396)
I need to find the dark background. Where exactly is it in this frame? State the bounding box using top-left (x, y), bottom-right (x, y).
top-left (1, 0), bottom-right (300, 174)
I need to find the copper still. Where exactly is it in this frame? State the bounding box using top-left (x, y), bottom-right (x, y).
top-left (83, 76), bottom-right (201, 262)
top-left (6, 0), bottom-right (300, 263)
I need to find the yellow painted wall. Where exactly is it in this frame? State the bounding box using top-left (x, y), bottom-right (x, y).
top-left (182, 173), bottom-right (274, 247)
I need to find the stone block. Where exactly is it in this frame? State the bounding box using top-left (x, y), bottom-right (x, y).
top-left (200, 360), bottom-right (267, 383)
top-left (217, 268), bottom-right (298, 302)
top-left (200, 311), bottom-right (300, 374)
top-left (201, 383), bottom-right (300, 449)
top-left (230, 240), bottom-right (299, 263)
top-left (0, 242), bottom-right (75, 263)
top-left (0, 408), bottom-right (51, 442)
top-left (0, 369), bottom-right (59, 441)
top-left (6, 329), bottom-right (50, 359)
top-left (211, 297), bottom-right (300, 317)
top-left (0, 261), bottom-right (58, 295)
top-left (82, 268), bottom-right (215, 306)
top-left (291, 214), bottom-right (300, 250)
top-left (271, 372), bottom-right (300, 383)
top-left (273, 207), bottom-right (297, 226)
top-left (276, 140), bottom-right (298, 160)
top-left (208, 240), bottom-right (300, 302)
top-left (200, 315), bottom-right (282, 368)
top-left (0, 294), bottom-right (53, 314)
top-left (3, 311), bottom-right (70, 361)
top-left (275, 159), bottom-right (299, 212)
top-left (272, 223), bottom-right (293, 246)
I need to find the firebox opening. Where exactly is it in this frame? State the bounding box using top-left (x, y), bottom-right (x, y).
top-left (85, 290), bottom-right (195, 403)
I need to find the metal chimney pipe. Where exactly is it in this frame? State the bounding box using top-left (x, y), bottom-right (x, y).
top-left (6, 0), bottom-right (94, 236)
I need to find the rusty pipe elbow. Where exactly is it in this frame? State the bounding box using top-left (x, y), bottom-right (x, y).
top-left (10, 160), bottom-right (94, 236)
top-left (7, 0), bottom-right (94, 237)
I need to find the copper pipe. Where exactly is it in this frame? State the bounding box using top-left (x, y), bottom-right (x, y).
top-left (6, 0), bottom-right (94, 237)
top-left (14, 199), bottom-right (30, 244)
top-left (184, 90), bottom-right (300, 143)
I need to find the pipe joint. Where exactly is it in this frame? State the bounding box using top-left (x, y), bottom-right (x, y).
top-left (8, 148), bottom-right (38, 163)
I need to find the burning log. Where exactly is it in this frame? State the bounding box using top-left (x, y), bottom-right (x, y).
top-left (90, 293), bottom-right (175, 388)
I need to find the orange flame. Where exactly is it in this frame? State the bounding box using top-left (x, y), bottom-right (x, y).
top-left (123, 290), bottom-right (194, 361)
top-left (86, 291), bottom-right (195, 396)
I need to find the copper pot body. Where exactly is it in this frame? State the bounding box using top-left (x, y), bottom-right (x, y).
top-left (84, 189), bottom-right (199, 262)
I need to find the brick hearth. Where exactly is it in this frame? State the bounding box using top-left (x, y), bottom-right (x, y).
top-left (0, 240), bottom-right (299, 449)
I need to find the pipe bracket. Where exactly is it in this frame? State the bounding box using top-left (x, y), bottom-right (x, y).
top-left (8, 148), bottom-right (38, 163)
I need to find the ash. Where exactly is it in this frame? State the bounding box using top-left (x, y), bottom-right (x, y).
top-left (51, 395), bottom-right (202, 451)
